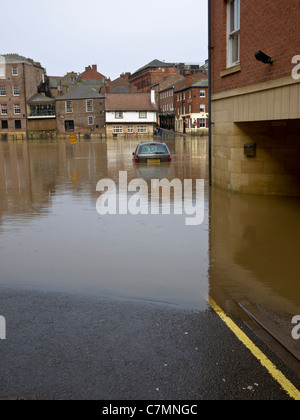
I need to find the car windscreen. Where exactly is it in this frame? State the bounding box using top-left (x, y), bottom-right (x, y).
top-left (138, 144), bottom-right (169, 155)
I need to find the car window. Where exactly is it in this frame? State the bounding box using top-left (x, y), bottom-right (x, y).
top-left (139, 144), bottom-right (169, 154)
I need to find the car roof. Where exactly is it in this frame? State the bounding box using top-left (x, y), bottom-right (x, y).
top-left (138, 141), bottom-right (168, 146)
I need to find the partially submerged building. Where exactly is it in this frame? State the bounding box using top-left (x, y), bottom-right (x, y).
top-left (105, 91), bottom-right (158, 137)
top-left (55, 84), bottom-right (105, 136)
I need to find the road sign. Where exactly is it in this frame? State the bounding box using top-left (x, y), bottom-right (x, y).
top-left (69, 134), bottom-right (77, 144)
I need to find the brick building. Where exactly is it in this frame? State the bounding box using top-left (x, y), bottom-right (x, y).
top-left (105, 91), bottom-right (158, 137)
top-left (80, 65), bottom-right (106, 81)
top-left (210, 0), bottom-right (300, 195)
top-left (100, 72), bottom-right (137, 95)
top-left (0, 54), bottom-right (46, 138)
top-left (129, 59), bottom-right (178, 93)
top-left (55, 84), bottom-right (105, 136)
top-left (158, 75), bottom-right (185, 130)
top-left (174, 73), bottom-right (209, 134)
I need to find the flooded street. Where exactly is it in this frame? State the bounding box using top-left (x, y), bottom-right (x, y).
top-left (0, 137), bottom-right (209, 310)
top-left (1, 136), bottom-right (300, 319)
top-left (1, 136), bottom-right (300, 400)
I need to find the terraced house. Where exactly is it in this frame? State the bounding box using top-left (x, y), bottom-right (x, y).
top-left (174, 73), bottom-right (209, 134)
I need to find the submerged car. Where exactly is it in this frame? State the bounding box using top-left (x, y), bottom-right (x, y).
top-left (132, 142), bottom-right (172, 164)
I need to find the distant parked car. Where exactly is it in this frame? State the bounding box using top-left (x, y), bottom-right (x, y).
top-left (132, 142), bottom-right (172, 164)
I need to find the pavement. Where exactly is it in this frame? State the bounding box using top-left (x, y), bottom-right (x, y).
top-left (0, 286), bottom-right (300, 400)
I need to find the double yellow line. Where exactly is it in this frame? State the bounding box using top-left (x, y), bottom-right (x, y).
top-left (209, 298), bottom-right (300, 400)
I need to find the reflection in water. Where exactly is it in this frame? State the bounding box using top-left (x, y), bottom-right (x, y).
top-left (0, 137), bottom-right (209, 310)
top-left (209, 188), bottom-right (300, 319)
top-left (1, 138), bottom-right (300, 321)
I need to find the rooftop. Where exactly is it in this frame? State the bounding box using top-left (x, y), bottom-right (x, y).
top-left (56, 84), bottom-right (105, 101)
top-left (2, 54), bottom-right (44, 68)
top-left (105, 93), bottom-right (158, 112)
top-left (132, 59), bottom-right (176, 76)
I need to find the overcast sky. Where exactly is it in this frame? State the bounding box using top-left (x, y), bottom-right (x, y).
top-left (2, 0), bottom-right (208, 80)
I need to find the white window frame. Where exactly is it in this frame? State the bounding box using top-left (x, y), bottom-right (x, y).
top-left (199, 118), bottom-right (206, 128)
top-left (227, 0), bottom-right (240, 68)
top-left (66, 100), bottom-right (73, 113)
top-left (200, 90), bottom-right (206, 97)
top-left (12, 84), bottom-right (20, 96)
top-left (127, 126), bottom-right (133, 133)
top-left (12, 66), bottom-right (18, 76)
top-left (137, 126), bottom-right (147, 133)
top-left (0, 85), bottom-right (6, 96)
top-left (88, 116), bottom-right (94, 125)
top-left (115, 112), bottom-right (124, 119)
top-left (0, 104), bottom-right (7, 115)
top-left (113, 126), bottom-right (123, 133)
top-left (86, 99), bottom-right (93, 112)
top-left (200, 104), bottom-right (206, 113)
top-left (14, 104), bottom-right (21, 115)
top-left (139, 111), bottom-right (147, 119)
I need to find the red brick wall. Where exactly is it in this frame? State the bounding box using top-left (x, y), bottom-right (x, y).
top-left (175, 87), bottom-right (209, 116)
top-left (211, 0), bottom-right (300, 94)
top-left (130, 67), bottom-right (178, 92)
top-left (80, 65), bottom-right (106, 80)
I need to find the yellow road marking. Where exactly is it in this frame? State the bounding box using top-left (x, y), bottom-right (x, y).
top-left (209, 298), bottom-right (300, 400)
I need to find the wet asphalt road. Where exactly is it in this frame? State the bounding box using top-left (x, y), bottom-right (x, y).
top-left (0, 287), bottom-right (299, 400)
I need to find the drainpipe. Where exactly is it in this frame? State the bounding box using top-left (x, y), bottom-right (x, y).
top-left (208, 0), bottom-right (212, 186)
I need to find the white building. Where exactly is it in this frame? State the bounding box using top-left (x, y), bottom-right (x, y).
top-left (105, 91), bottom-right (158, 137)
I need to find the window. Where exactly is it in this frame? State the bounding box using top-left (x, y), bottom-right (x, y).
top-left (200, 90), bottom-right (206, 97)
top-left (199, 118), bottom-right (206, 128)
top-left (88, 116), bottom-right (94, 125)
top-left (200, 104), bottom-right (206, 113)
top-left (138, 144), bottom-right (169, 154)
top-left (137, 126), bottom-right (147, 133)
top-left (86, 99), bottom-right (93, 112)
top-left (115, 112), bottom-right (123, 119)
top-left (66, 100), bottom-right (73, 113)
top-left (113, 126), bottom-right (123, 133)
top-left (15, 120), bottom-right (21, 129)
top-left (14, 104), bottom-right (21, 115)
top-left (0, 85), bottom-right (5, 96)
top-left (12, 66), bottom-right (18, 76)
top-left (139, 111), bottom-right (147, 119)
top-left (65, 120), bottom-right (74, 131)
top-left (227, 0), bottom-right (240, 67)
top-left (13, 85), bottom-right (20, 96)
top-left (127, 126), bottom-right (133, 133)
top-left (0, 104), bottom-right (7, 115)
top-left (1, 120), bottom-right (8, 129)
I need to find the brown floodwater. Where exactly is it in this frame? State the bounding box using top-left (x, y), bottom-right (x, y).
top-left (0, 137), bottom-right (300, 321)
